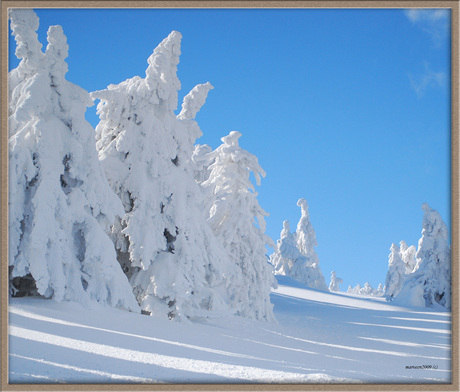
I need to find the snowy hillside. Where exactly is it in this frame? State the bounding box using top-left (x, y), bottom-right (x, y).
top-left (9, 275), bottom-right (451, 384)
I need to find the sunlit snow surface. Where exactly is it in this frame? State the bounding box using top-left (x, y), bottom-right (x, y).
top-left (8, 275), bottom-right (451, 384)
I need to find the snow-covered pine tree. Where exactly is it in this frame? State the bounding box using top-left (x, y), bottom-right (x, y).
top-left (359, 282), bottom-right (374, 296)
top-left (8, 9), bottom-right (139, 311)
top-left (269, 199), bottom-right (327, 291)
top-left (269, 220), bottom-right (299, 275)
top-left (384, 243), bottom-right (406, 300)
top-left (329, 271), bottom-right (343, 292)
top-left (293, 199), bottom-right (328, 290)
top-left (395, 203), bottom-right (451, 309)
top-left (292, 199), bottom-right (328, 290)
top-left (375, 283), bottom-right (385, 296)
top-left (92, 31), bottom-right (230, 320)
top-left (201, 131), bottom-right (276, 322)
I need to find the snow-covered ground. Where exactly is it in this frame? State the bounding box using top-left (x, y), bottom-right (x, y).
top-left (8, 275), bottom-right (451, 384)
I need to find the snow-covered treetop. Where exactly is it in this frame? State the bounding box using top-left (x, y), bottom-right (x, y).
top-left (400, 240), bottom-right (408, 252)
top-left (417, 203), bottom-right (449, 256)
top-left (296, 198), bottom-right (318, 257)
top-left (145, 30), bottom-right (182, 111)
top-left (277, 220), bottom-right (300, 261)
top-left (176, 82), bottom-right (214, 156)
top-left (9, 9), bottom-right (43, 71)
top-left (389, 243), bottom-right (400, 260)
top-left (203, 131), bottom-right (266, 196)
top-left (281, 220), bottom-right (291, 239)
top-left (45, 25), bottom-right (69, 81)
top-left (415, 203), bottom-right (450, 278)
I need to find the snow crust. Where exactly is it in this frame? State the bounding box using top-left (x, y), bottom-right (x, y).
top-left (8, 276), bottom-right (452, 384)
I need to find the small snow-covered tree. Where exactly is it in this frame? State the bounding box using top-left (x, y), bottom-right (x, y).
top-left (384, 243), bottom-right (406, 300)
top-left (395, 204), bottom-right (451, 309)
top-left (8, 9), bottom-right (139, 311)
top-left (359, 282), bottom-right (373, 296)
top-left (200, 131), bottom-right (276, 322)
top-left (269, 199), bottom-right (327, 291)
top-left (329, 271), bottom-right (343, 292)
top-left (346, 282), bottom-right (383, 297)
top-left (293, 199), bottom-right (328, 290)
top-left (375, 283), bottom-right (385, 296)
top-left (269, 220), bottom-right (299, 275)
top-left (92, 31), bottom-right (231, 320)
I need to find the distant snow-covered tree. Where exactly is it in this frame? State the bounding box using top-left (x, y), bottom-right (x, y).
top-left (346, 282), bottom-right (383, 297)
top-left (395, 204), bottom-right (451, 309)
top-left (384, 243), bottom-right (407, 300)
top-left (400, 240), bottom-right (417, 274)
top-left (329, 271), bottom-right (343, 292)
top-left (359, 282), bottom-right (374, 296)
top-left (92, 31), bottom-right (231, 320)
top-left (270, 199), bottom-right (327, 291)
top-left (8, 9), bottom-right (139, 311)
top-left (269, 220), bottom-right (299, 276)
top-left (293, 199), bottom-right (328, 291)
top-left (375, 283), bottom-right (385, 296)
top-left (353, 284), bottom-right (362, 294)
top-left (200, 131), bottom-right (276, 322)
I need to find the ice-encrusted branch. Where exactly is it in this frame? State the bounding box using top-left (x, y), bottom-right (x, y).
top-left (178, 82), bottom-right (214, 120)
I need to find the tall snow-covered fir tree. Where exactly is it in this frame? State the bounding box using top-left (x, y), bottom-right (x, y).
top-left (92, 31), bottom-right (235, 321)
top-left (198, 131), bottom-right (276, 322)
top-left (8, 9), bottom-right (139, 311)
top-left (384, 243), bottom-right (407, 300)
top-left (395, 204), bottom-right (451, 309)
top-left (269, 199), bottom-right (328, 291)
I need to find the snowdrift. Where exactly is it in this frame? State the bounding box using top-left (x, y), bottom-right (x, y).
top-left (8, 276), bottom-right (451, 384)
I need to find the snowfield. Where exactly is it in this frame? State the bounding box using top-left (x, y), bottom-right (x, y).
top-left (8, 275), bottom-right (451, 384)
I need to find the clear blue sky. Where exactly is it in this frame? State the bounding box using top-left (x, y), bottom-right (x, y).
top-left (9, 7), bottom-right (451, 290)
